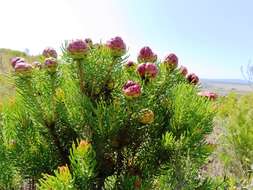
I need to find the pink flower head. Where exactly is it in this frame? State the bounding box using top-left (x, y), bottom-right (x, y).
top-left (67, 39), bottom-right (88, 58)
top-left (11, 57), bottom-right (25, 68)
top-left (125, 60), bottom-right (135, 67)
top-left (145, 63), bottom-right (158, 78)
top-left (198, 91), bottom-right (218, 101)
top-left (42, 47), bottom-right (57, 58)
top-left (14, 62), bottom-right (32, 73)
top-left (106, 36), bottom-right (126, 57)
top-left (187, 73), bottom-right (199, 85)
top-left (123, 80), bottom-right (141, 98)
top-left (137, 63), bottom-right (158, 79)
top-left (137, 46), bottom-right (157, 63)
top-left (44, 57), bottom-right (58, 70)
top-left (179, 66), bottom-right (188, 76)
top-left (164, 53), bottom-right (178, 70)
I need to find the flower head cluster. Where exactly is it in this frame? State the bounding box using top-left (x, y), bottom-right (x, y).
top-left (137, 46), bottom-right (157, 63)
top-left (106, 36), bottom-right (126, 57)
top-left (122, 80), bottom-right (141, 98)
top-left (11, 57), bottom-right (32, 74)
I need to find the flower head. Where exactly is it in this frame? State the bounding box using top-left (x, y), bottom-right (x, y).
top-left (123, 80), bottom-right (141, 98)
top-left (11, 57), bottom-right (25, 68)
top-left (179, 66), bottom-right (188, 76)
top-left (137, 46), bottom-right (157, 63)
top-left (14, 62), bottom-right (33, 74)
top-left (77, 140), bottom-right (91, 151)
top-left (164, 53), bottom-right (178, 70)
top-left (67, 39), bottom-right (88, 58)
top-left (125, 60), bottom-right (136, 68)
top-left (42, 47), bottom-right (57, 58)
top-left (198, 91), bottom-right (218, 101)
top-left (138, 108), bottom-right (154, 124)
top-left (187, 73), bottom-right (199, 85)
top-left (137, 63), bottom-right (158, 79)
top-left (106, 36), bottom-right (126, 57)
top-left (44, 57), bottom-right (58, 70)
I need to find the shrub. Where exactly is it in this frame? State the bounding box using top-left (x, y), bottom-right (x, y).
top-left (217, 93), bottom-right (253, 188)
top-left (0, 37), bottom-right (216, 189)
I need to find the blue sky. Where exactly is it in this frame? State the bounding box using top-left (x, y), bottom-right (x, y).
top-left (1, 0), bottom-right (253, 79)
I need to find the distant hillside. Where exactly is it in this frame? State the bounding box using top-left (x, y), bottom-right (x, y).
top-left (201, 78), bottom-right (248, 85)
top-left (200, 78), bottom-right (252, 95)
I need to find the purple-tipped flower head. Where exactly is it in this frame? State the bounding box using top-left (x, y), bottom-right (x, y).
top-left (42, 47), bottom-right (57, 58)
top-left (44, 57), bottom-right (58, 70)
top-left (179, 66), bottom-right (188, 76)
top-left (122, 80), bottom-right (141, 98)
top-left (164, 53), bottom-right (178, 70)
top-left (187, 73), bottom-right (199, 85)
top-left (67, 39), bottom-right (88, 58)
top-left (106, 36), bottom-right (126, 57)
top-left (14, 62), bottom-right (33, 74)
top-left (137, 46), bottom-right (157, 63)
top-left (137, 63), bottom-right (158, 79)
top-left (125, 60), bottom-right (135, 67)
top-left (11, 57), bottom-right (25, 68)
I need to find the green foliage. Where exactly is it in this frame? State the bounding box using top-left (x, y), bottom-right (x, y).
top-left (0, 39), bottom-right (216, 189)
top-left (217, 92), bottom-right (253, 188)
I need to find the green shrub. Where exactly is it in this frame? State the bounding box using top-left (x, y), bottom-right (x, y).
top-left (0, 38), bottom-right (216, 189)
top-left (217, 93), bottom-right (253, 188)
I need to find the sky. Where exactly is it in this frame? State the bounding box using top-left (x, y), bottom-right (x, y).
top-left (1, 0), bottom-right (253, 79)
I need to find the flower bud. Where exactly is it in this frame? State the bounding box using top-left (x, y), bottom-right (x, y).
top-left (14, 62), bottom-right (33, 74)
top-left (164, 53), bottom-right (178, 70)
top-left (77, 140), bottom-right (91, 151)
top-left (122, 80), bottom-right (141, 98)
top-left (137, 63), bottom-right (158, 79)
top-left (106, 36), bottom-right (126, 57)
top-left (67, 39), bottom-right (88, 58)
top-left (44, 57), bottom-right (58, 70)
top-left (32, 61), bottom-right (42, 68)
top-left (137, 46), bottom-right (157, 63)
top-left (145, 63), bottom-right (158, 78)
top-left (125, 60), bottom-right (136, 68)
top-left (85, 38), bottom-right (93, 47)
top-left (138, 108), bottom-right (154, 124)
top-left (179, 66), bottom-right (188, 76)
top-left (198, 91), bottom-right (218, 101)
top-left (10, 57), bottom-right (25, 68)
top-left (187, 73), bottom-right (199, 85)
top-left (42, 47), bottom-right (57, 58)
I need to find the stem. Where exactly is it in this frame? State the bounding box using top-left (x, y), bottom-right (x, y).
top-left (76, 59), bottom-right (85, 94)
top-left (46, 121), bottom-right (69, 165)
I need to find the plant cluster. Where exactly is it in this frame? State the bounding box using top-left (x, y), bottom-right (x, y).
top-left (0, 36), bottom-right (216, 189)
